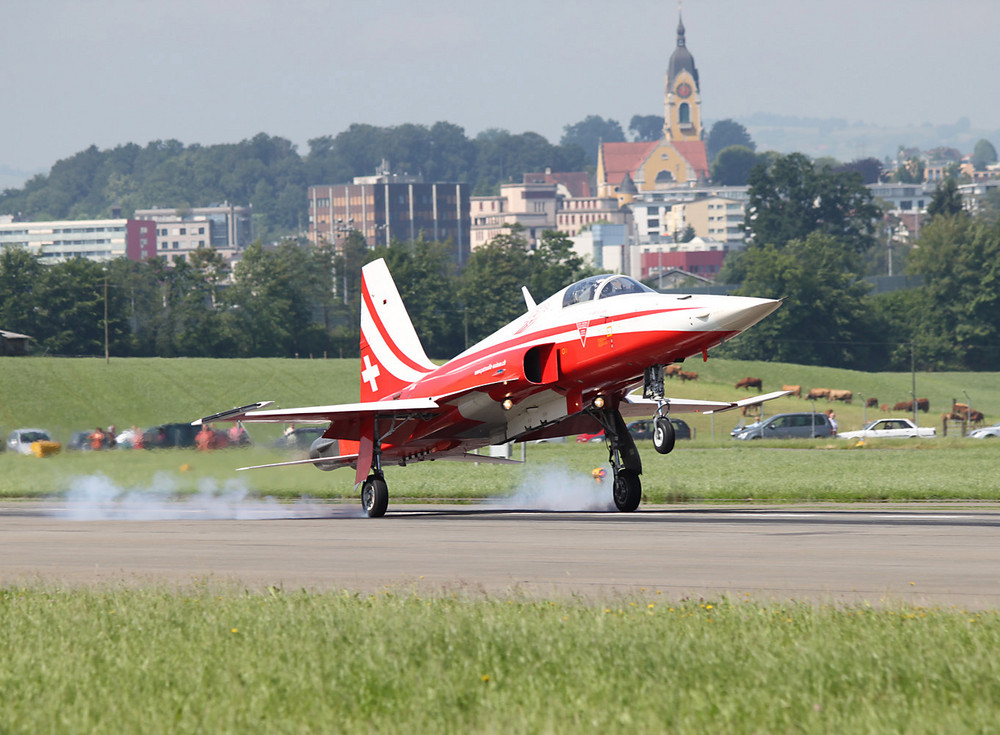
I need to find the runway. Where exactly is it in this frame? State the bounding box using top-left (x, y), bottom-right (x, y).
top-left (3, 501), bottom-right (1000, 608)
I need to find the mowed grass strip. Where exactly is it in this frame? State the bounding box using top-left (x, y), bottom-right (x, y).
top-left (3, 441), bottom-right (1000, 503)
top-left (2, 588), bottom-right (999, 734)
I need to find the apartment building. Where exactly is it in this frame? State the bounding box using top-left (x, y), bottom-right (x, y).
top-left (135, 203), bottom-right (252, 262)
top-left (0, 218), bottom-right (156, 262)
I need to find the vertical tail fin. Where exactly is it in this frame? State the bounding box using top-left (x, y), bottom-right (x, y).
top-left (359, 258), bottom-right (435, 402)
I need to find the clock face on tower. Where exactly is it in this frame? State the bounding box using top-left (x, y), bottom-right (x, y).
top-left (676, 82), bottom-right (692, 99)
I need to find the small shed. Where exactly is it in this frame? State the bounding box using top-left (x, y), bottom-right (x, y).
top-left (0, 329), bottom-right (32, 356)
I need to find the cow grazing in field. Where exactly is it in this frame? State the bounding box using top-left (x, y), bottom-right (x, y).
top-left (952, 401), bottom-right (969, 418)
top-left (664, 364), bottom-right (682, 378)
top-left (782, 384), bottom-right (801, 398)
top-left (895, 398), bottom-right (930, 413)
top-left (828, 389), bottom-right (853, 404)
top-left (807, 388), bottom-right (830, 400)
top-left (880, 404), bottom-right (890, 413)
top-left (970, 410), bottom-right (984, 426)
top-left (735, 377), bottom-right (762, 391)
top-left (679, 370), bottom-right (698, 382)
top-left (865, 397), bottom-right (878, 408)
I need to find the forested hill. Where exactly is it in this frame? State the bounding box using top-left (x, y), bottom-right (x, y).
top-left (0, 124), bottom-right (588, 242)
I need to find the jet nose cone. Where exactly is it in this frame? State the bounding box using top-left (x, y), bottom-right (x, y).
top-left (710, 297), bottom-right (782, 333)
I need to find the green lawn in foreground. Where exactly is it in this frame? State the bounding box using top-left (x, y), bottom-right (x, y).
top-left (2, 588), bottom-right (998, 734)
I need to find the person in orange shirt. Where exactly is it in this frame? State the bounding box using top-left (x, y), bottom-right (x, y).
top-left (88, 427), bottom-right (106, 451)
top-left (195, 424), bottom-right (216, 451)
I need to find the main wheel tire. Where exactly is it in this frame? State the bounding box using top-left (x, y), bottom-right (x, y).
top-left (612, 468), bottom-right (642, 512)
top-left (652, 416), bottom-right (676, 455)
top-left (361, 476), bottom-right (388, 518)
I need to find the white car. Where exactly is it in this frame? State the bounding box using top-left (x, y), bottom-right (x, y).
top-left (6, 428), bottom-right (55, 455)
top-left (969, 422), bottom-right (1000, 439)
top-left (837, 418), bottom-right (935, 440)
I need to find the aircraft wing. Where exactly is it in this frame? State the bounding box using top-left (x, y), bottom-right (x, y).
top-left (193, 397), bottom-right (443, 444)
top-left (621, 390), bottom-right (791, 417)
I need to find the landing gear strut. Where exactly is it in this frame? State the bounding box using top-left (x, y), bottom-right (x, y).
top-left (645, 365), bottom-right (676, 455)
top-left (361, 417), bottom-right (389, 518)
top-left (587, 405), bottom-right (643, 512)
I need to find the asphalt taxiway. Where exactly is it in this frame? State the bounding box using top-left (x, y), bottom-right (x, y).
top-left (2, 501), bottom-right (999, 607)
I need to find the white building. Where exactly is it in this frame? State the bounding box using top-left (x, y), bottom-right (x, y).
top-left (0, 218), bottom-right (156, 262)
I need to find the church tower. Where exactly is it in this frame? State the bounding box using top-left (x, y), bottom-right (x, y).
top-left (663, 12), bottom-right (702, 142)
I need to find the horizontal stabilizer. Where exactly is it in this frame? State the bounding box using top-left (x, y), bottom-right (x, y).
top-left (705, 390), bottom-right (792, 414)
top-left (192, 401), bottom-right (273, 426)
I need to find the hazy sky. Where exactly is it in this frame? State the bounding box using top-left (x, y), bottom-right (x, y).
top-left (3, 0), bottom-right (999, 183)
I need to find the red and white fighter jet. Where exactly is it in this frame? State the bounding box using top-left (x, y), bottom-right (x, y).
top-left (196, 258), bottom-right (786, 516)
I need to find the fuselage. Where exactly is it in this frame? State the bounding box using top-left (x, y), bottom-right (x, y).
top-left (396, 275), bottom-right (779, 447)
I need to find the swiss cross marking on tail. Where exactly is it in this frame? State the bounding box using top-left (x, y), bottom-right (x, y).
top-left (362, 355), bottom-right (381, 392)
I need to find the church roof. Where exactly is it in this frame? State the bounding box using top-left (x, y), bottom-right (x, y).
top-left (672, 140), bottom-right (709, 179)
top-left (600, 141), bottom-right (659, 186)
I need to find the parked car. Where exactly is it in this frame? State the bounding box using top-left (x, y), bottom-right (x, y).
top-left (731, 412), bottom-right (835, 440)
top-left (273, 426), bottom-right (326, 451)
top-left (838, 418), bottom-right (935, 440)
top-left (6, 428), bottom-right (59, 455)
top-left (141, 423), bottom-right (201, 449)
top-left (576, 418), bottom-right (692, 443)
top-left (969, 422), bottom-right (1000, 439)
top-left (67, 430), bottom-right (95, 451)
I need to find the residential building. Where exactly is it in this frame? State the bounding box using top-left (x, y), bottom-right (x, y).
top-left (0, 218), bottom-right (157, 262)
top-left (308, 167), bottom-right (470, 266)
top-left (135, 203), bottom-right (252, 262)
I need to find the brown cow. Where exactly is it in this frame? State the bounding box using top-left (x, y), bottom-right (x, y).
top-left (880, 404), bottom-right (890, 413)
top-left (665, 364), bottom-right (683, 378)
top-left (679, 370), bottom-right (698, 382)
top-left (865, 397), bottom-right (878, 408)
top-left (895, 398), bottom-right (930, 413)
top-left (735, 377), bottom-right (762, 391)
top-left (828, 389), bottom-right (853, 404)
top-left (807, 388), bottom-right (830, 400)
top-left (782, 384), bottom-right (801, 398)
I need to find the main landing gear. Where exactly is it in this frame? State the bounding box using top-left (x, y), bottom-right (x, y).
top-left (588, 406), bottom-right (643, 512)
top-left (361, 474), bottom-right (388, 518)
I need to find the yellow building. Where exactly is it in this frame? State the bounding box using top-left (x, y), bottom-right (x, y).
top-left (596, 13), bottom-right (708, 200)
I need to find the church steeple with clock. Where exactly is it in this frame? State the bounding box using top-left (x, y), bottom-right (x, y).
top-left (664, 10), bottom-right (702, 142)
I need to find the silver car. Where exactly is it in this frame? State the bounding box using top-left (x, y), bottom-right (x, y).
top-left (731, 412), bottom-right (835, 440)
top-left (969, 422), bottom-right (1000, 439)
top-left (6, 428), bottom-right (54, 455)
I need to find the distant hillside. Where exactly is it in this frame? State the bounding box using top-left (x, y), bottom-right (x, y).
top-left (733, 113), bottom-right (1000, 162)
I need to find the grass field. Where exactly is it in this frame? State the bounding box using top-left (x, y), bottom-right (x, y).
top-left (2, 588), bottom-right (999, 734)
top-left (2, 355), bottom-right (1000, 503)
top-left (4, 357), bottom-right (1000, 732)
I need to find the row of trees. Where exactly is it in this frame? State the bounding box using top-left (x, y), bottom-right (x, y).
top-left (718, 155), bottom-right (1000, 371)
top-left (3, 150), bottom-right (999, 371)
top-left (0, 229), bottom-right (592, 360)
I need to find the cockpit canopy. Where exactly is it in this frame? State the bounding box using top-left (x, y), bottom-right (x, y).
top-left (561, 275), bottom-right (655, 308)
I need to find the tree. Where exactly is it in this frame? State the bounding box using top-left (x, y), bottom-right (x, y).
top-left (743, 152), bottom-right (881, 256)
top-left (926, 178), bottom-right (964, 221)
top-left (527, 230), bottom-right (594, 301)
top-left (710, 145), bottom-right (760, 186)
top-left (0, 246), bottom-right (42, 336)
top-left (972, 138), bottom-right (998, 170)
top-left (833, 158), bottom-right (883, 184)
top-left (905, 215), bottom-right (1000, 370)
top-left (458, 228), bottom-right (533, 345)
top-left (706, 119), bottom-right (755, 164)
top-left (628, 115), bottom-right (664, 142)
top-left (560, 116), bottom-right (625, 168)
top-left (721, 233), bottom-right (876, 368)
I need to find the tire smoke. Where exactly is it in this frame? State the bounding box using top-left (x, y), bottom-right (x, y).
top-left (491, 465), bottom-right (614, 512)
top-left (53, 472), bottom-right (332, 521)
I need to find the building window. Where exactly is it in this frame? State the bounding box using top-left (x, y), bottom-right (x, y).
top-left (679, 103), bottom-right (691, 124)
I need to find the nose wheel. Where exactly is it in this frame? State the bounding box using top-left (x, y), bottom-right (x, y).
top-left (653, 415), bottom-right (675, 454)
